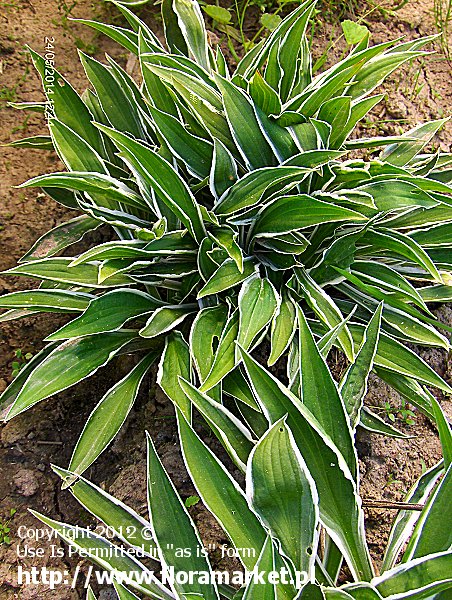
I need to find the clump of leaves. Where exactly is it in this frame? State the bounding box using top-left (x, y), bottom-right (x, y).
top-left (382, 398), bottom-right (417, 426)
top-left (2, 0), bottom-right (451, 443)
top-left (35, 415), bottom-right (451, 598)
top-left (11, 348), bottom-right (33, 378)
top-left (1, 0), bottom-right (452, 593)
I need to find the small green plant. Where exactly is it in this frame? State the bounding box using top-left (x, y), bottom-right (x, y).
top-left (381, 399), bottom-right (417, 426)
top-left (434, 0), bottom-right (452, 60)
top-left (384, 472), bottom-right (403, 488)
top-left (0, 508), bottom-right (17, 545)
top-left (184, 495), bottom-right (200, 508)
top-left (0, 60), bottom-right (30, 108)
top-left (0, 86), bottom-right (18, 104)
top-left (0, 0), bottom-right (19, 13)
top-left (11, 349), bottom-right (33, 379)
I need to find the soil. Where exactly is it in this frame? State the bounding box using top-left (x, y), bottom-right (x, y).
top-left (0, 0), bottom-right (451, 597)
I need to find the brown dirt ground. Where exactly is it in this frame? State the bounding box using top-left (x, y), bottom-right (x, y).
top-left (0, 0), bottom-right (451, 597)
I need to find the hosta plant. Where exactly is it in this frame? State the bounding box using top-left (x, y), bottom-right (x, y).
top-left (2, 0), bottom-right (451, 437)
top-left (1, 0), bottom-right (452, 593)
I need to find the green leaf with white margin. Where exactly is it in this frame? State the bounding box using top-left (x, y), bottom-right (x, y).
top-left (214, 166), bottom-right (309, 216)
top-left (27, 47), bottom-right (104, 155)
top-left (249, 71), bottom-right (282, 116)
top-left (247, 417), bottom-right (319, 577)
top-left (348, 325), bottom-right (452, 394)
top-left (322, 591), bottom-right (355, 599)
top-left (339, 304), bottom-right (382, 429)
top-left (79, 52), bottom-right (144, 139)
top-left (268, 291), bottom-right (297, 366)
top-left (139, 35), bottom-right (178, 117)
top-left (239, 347), bottom-right (374, 582)
top-left (355, 180), bottom-right (437, 212)
top-left (0, 344), bottom-right (58, 414)
top-left (346, 50), bottom-right (428, 101)
top-left (296, 268), bottom-right (355, 362)
top-left (149, 105), bottom-right (213, 179)
top-left (52, 465), bottom-right (158, 558)
top-left (359, 407), bottom-right (410, 439)
top-left (176, 408), bottom-right (266, 570)
top-left (430, 394), bottom-right (452, 468)
top-left (49, 118), bottom-right (107, 174)
top-left (7, 135), bottom-right (53, 150)
top-left (111, 1), bottom-right (164, 48)
top-left (372, 551), bottom-right (452, 599)
top-left (242, 537), bottom-right (288, 600)
top-left (349, 261), bottom-right (430, 313)
top-left (241, 536), bottom-right (277, 600)
top-left (190, 305), bottom-right (229, 382)
top-left (419, 285), bottom-right (452, 303)
top-left (0, 290), bottom-right (93, 312)
top-left (296, 583), bottom-right (326, 599)
top-left (96, 124), bottom-right (206, 242)
top-left (237, 274), bottom-right (279, 354)
top-left (3, 257), bottom-right (133, 288)
top-left (173, 0), bottom-right (210, 71)
top-left (86, 586), bottom-right (97, 600)
top-left (340, 583), bottom-right (382, 599)
top-left (199, 309), bottom-right (239, 392)
top-left (223, 367), bottom-right (260, 411)
top-left (30, 510), bottom-right (174, 599)
top-left (252, 195), bottom-right (365, 237)
top-left (149, 66), bottom-right (235, 154)
top-left (403, 463), bottom-right (452, 561)
top-left (209, 227), bottom-right (244, 272)
top-left (71, 233), bottom-right (196, 266)
top-left (68, 352), bottom-right (157, 478)
top-left (240, 0), bottom-right (315, 80)
top-left (20, 172), bottom-right (147, 212)
top-left (47, 290), bottom-right (160, 340)
top-left (146, 432), bottom-right (219, 600)
top-left (297, 307), bottom-right (357, 479)
top-left (256, 231), bottom-right (310, 256)
top-left (318, 97), bottom-right (351, 149)
top-left (214, 74), bottom-right (276, 170)
top-left (8, 101), bottom-right (46, 112)
top-left (0, 309), bottom-right (45, 322)
top-left (18, 215), bottom-right (100, 262)
top-left (334, 95), bottom-right (384, 149)
top-left (139, 304), bottom-right (197, 338)
top-left (322, 535), bottom-right (343, 587)
top-left (359, 228), bottom-right (443, 284)
top-left (317, 310), bottom-right (356, 360)
top-left (5, 331), bottom-right (137, 420)
top-left (381, 119), bottom-right (448, 166)
top-left (209, 139), bottom-right (238, 198)
top-left (408, 221), bottom-right (452, 248)
top-left (157, 332), bottom-right (192, 422)
top-left (113, 581), bottom-right (141, 600)
top-left (179, 378), bottom-right (255, 471)
top-left (73, 19), bottom-right (139, 54)
top-left (382, 461), bottom-right (444, 571)
top-left (197, 258), bottom-right (257, 298)
top-left (161, 0), bottom-right (188, 54)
